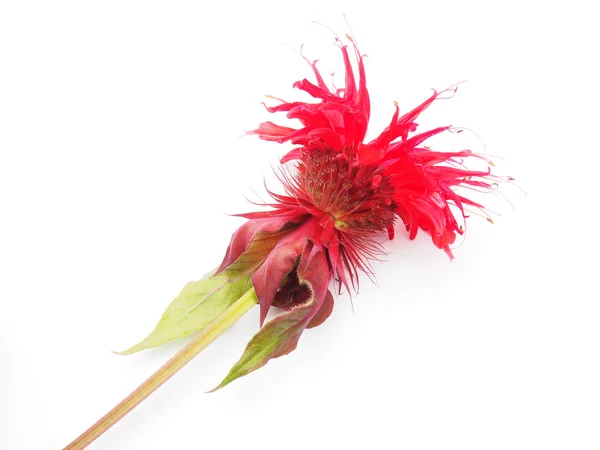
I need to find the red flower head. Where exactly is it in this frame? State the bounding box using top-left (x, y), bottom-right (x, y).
top-left (213, 35), bottom-right (510, 389)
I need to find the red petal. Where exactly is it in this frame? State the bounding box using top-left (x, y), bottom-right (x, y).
top-left (247, 121), bottom-right (297, 142)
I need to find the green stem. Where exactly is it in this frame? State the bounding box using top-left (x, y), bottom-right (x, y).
top-left (63, 288), bottom-right (258, 450)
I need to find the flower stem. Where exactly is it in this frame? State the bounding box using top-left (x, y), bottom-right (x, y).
top-left (63, 287), bottom-right (258, 450)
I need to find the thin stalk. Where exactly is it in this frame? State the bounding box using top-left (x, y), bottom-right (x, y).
top-left (63, 288), bottom-right (258, 450)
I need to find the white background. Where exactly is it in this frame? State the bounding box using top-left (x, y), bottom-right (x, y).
top-left (1, 1), bottom-right (598, 449)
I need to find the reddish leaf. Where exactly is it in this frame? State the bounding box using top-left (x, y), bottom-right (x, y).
top-left (216, 217), bottom-right (297, 280)
top-left (212, 243), bottom-right (330, 391)
top-left (307, 290), bottom-right (334, 329)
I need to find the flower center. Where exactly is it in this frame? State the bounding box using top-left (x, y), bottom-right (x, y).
top-left (296, 149), bottom-right (396, 235)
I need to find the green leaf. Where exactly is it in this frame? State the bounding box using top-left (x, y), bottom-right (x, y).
top-left (119, 273), bottom-right (251, 355)
top-left (211, 301), bottom-right (313, 391)
top-left (119, 221), bottom-right (293, 356)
